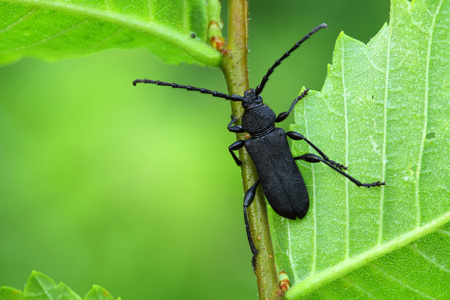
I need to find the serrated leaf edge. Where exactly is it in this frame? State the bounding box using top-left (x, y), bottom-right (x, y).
top-left (1, 271), bottom-right (119, 300)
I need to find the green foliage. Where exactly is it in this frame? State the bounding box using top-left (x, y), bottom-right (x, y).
top-left (1, 0), bottom-right (448, 298)
top-left (0, 0), bottom-right (222, 65)
top-left (270, 0), bottom-right (450, 298)
top-left (0, 271), bottom-right (120, 300)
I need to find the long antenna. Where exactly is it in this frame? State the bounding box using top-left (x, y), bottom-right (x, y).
top-left (133, 79), bottom-right (243, 101)
top-left (255, 23), bottom-right (327, 96)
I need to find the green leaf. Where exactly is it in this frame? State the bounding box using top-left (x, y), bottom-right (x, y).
top-left (0, 287), bottom-right (24, 300)
top-left (24, 271), bottom-right (82, 300)
top-left (0, 271), bottom-right (119, 300)
top-left (270, 0), bottom-right (450, 298)
top-left (83, 286), bottom-right (119, 300)
top-left (0, 0), bottom-right (222, 66)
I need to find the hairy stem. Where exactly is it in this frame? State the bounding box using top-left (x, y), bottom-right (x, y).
top-left (220, 0), bottom-right (284, 299)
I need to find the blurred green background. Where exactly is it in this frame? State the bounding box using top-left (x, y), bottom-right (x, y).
top-left (0, 0), bottom-right (389, 299)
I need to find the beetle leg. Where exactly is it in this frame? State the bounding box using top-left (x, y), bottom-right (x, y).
top-left (227, 115), bottom-right (245, 133)
top-left (228, 140), bottom-right (246, 166)
top-left (243, 179), bottom-right (260, 271)
top-left (287, 131), bottom-right (347, 170)
top-left (294, 153), bottom-right (385, 188)
top-left (275, 89), bottom-right (309, 122)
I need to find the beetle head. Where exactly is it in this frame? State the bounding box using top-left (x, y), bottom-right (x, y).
top-left (242, 89), bottom-right (263, 110)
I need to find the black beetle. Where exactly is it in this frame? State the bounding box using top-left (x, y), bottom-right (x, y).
top-left (133, 23), bottom-right (385, 265)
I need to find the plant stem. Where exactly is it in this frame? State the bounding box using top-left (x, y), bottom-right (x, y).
top-left (220, 1), bottom-right (284, 299)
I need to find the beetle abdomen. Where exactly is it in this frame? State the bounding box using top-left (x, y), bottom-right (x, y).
top-left (245, 128), bottom-right (309, 219)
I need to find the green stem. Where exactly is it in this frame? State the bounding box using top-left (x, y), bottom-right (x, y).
top-left (220, 1), bottom-right (285, 299)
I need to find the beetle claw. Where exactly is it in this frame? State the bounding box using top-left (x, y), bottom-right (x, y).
top-left (331, 160), bottom-right (348, 170)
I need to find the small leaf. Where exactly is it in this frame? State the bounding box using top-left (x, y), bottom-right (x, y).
top-left (84, 285), bottom-right (118, 300)
top-left (25, 271), bottom-right (82, 300)
top-left (270, 0), bottom-right (450, 298)
top-left (0, 287), bottom-right (24, 300)
top-left (0, 0), bottom-right (222, 66)
top-left (0, 271), bottom-right (119, 300)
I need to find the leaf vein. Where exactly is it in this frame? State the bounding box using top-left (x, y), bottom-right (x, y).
top-left (147, 0), bottom-right (153, 21)
top-left (0, 7), bottom-right (36, 34)
top-left (104, 0), bottom-right (111, 12)
top-left (303, 95), bottom-right (317, 276)
top-left (341, 277), bottom-right (378, 299)
top-left (183, 0), bottom-right (189, 34)
top-left (287, 220), bottom-right (300, 283)
top-left (370, 263), bottom-right (435, 299)
top-left (407, 244), bottom-right (450, 273)
top-left (415, 0), bottom-right (443, 227)
top-left (341, 34), bottom-right (350, 260)
top-left (87, 27), bottom-right (125, 51)
top-left (437, 228), bottom-right (450, 237)
top-left (378, 7), bottom-right (392, 246)
top-left (3, 18), bottom-right (90, 53)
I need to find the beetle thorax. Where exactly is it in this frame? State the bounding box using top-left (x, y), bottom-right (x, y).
top-left (242, 104), bottom-right (276, 136)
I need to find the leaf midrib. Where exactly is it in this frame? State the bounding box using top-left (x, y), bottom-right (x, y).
top-left (2, 0), bottom-right (221, 65)
top-left (286, 211), bottom-right (450, 299)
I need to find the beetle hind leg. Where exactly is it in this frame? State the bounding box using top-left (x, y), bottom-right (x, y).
top-left (287, 131), bottom-right (348, 170)
top-left (243, 179), bottom-right (260, 271)
top-left (294, 153), bottom-right (385, 188)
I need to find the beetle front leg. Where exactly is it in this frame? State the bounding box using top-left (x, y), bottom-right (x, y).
top-left (227, 115), bottom-right (245, 133)
top-left (228, 139), bottom-right (246, 166)
top-left (287, 131), bottom-right (347, 170)
top-left (275, 89), bottom-right (309, 122)
top-left (294, 153), bottom-right (385, 187)
top-left (243, 179), bottom-right (260, 271)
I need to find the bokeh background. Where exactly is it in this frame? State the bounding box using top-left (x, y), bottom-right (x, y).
top-left (0, 0), bottom-right (389, 299)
